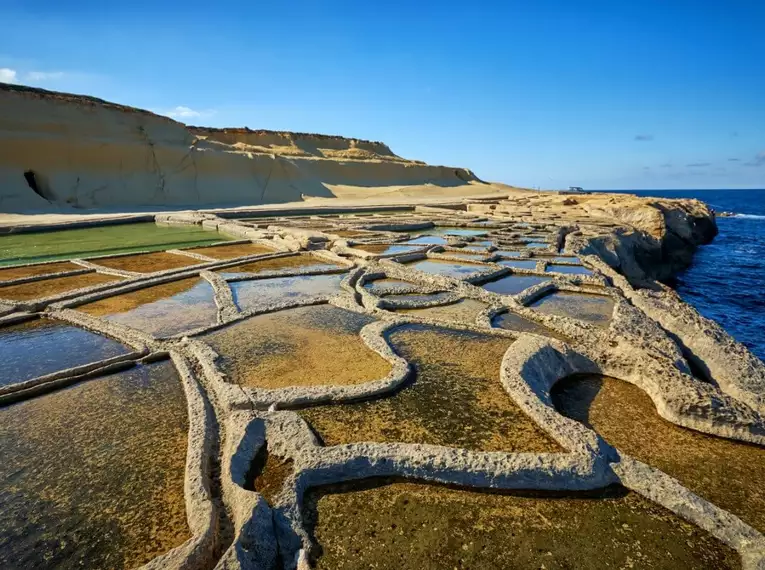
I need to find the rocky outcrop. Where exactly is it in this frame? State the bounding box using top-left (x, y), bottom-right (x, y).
top-left (187, 127), bottom-right (415, 163)
top-left (0, 83), bottom-right (494, 213)
top-left (468, 192), bottom-right (718, 283)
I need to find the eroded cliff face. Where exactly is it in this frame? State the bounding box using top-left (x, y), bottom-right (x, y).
top-left (0, 83), bottom-right (489, 213)
top-left (468, 192), bottom-right (718, 283)
top-left (187, 127), bottom-right (413, 163)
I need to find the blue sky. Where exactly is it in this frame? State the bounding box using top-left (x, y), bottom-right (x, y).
top-left (1, 0), bottom-right (763, 190)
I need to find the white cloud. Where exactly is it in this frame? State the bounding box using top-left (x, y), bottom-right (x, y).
top-left (25, 71), bottom-right (65, 81)
top-left (166, 106), bottom-right (202, 118)
top-left (158, 106), bottom-right (216, 121)
top-left (0, 68), bottom-right (18, 83)
top-left (0, 68), bottom-right (68, 85)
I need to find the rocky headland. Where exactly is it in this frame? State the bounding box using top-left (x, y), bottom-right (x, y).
top-left (0, 84), bottom-right (763, 570)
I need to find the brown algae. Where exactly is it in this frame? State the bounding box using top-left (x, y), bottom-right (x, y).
top-left (90, 251), bottom-right (201, 273)
top-left (201, 304), bottom-right (390, 389)
top-left (185, 242), bottom-right (276, 259)
top-left (304, 479), bottom-right (738, 570)
top-left (77, 277), bottom-right (218, 337)
top-left (552, 374), bottom-right (765, 533)
top-left (0, 261), bottom-right (82, 282)
top-left (300, 325), bottom-right (559, 452)
top-left (0, 318), bottom-right (131, 387)
top-left (215, 254), bottom-right (343, 278)
top-left (0, 272), bottom-right (121, 301)
top-left (528, 291), bottom-right (614, 326)
top-left (0, 360), bottom-right (190, 569)
top-left (246, 444), bottom-right (294, 505)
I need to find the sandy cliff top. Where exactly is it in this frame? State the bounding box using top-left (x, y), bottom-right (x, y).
top-left (0, 82), bottom-right (502, 214)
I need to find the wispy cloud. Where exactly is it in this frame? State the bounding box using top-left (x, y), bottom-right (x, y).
top-left (743, 151), bottom-right (765, 167)
top-left (26, 71), bottom-right (65, 81)
top-left (159, 106), bottom-right (216, 120)
top-left (0, 67), bottom-right (68, 85)
top-left (0, 67), bottom-right (18, 83)
top-left (686, 162), bottom-right (710, 167)
top-left (728, 158), bottom-right (740, 162)
top-left (634, 134), bottom-right (654, 141)
top-left (659, 162), bottom-right (672, 168)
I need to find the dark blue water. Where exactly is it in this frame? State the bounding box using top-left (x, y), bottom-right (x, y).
top-left (600, 189), bottom-right (765, 362)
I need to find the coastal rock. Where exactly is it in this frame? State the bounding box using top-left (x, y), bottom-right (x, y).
top-left (467, 192), bottom-right (717, 282)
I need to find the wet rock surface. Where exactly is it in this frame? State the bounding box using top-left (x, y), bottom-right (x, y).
top-left (77, 276), bottom-right (218, 337)
top-left (0, 318), bottom-right (130, 386)
top-left (203, 305), bottom-right (391, 389)
top-left (0, 204), bottom-right (761, 570)
top-left (300, 325), bottom-right (559, 451)
top-left (553, 375), bottom-right (765, 533)
top-left (0, 360), bottom-right (189, 569)
top-left (304, 479), bottom-right (739, 570)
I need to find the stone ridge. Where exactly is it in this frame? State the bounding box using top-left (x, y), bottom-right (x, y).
top-left (0, 205), bottom-right (763, 570)
top-left (186, 126), bottom-right (390, 148)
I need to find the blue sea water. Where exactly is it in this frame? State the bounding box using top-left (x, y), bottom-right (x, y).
top-left (600, 189), bottom-right (765, 362)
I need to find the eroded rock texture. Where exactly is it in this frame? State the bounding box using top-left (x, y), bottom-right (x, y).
top-left (0, 198), bottom-right (762, 570)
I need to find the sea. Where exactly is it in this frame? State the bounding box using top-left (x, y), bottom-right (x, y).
top-left (598, 189), bottom-right (765, 362)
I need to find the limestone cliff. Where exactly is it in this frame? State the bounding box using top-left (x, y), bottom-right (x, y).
top-left (0, 83), bottom-right (493, 213)
top-left (468, 192), bottom-right (718, 282)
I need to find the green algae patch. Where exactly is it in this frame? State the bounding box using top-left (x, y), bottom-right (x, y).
top-left (215, 254), bottom-right (343, 278)
top-left (185, 242), bottom-right (277, 259)
top-left (396, 298), bottom-right (487, 325)
top-left (0, 272), bottom-right (121, 301)
top-left (304, 479), bottom-right (739, 570)
top-left (0, 360), bottom-right (190, 569)
top-left (553, 375), bottom-right (765, 534)
top-left (202, 304), bottom-right (390, 389)
top-left (300, 325), bottom-right (559, 452)
top-left (0, 261), bottom-right (81, 282)
top-left (230, 273), bottom-right (345, 312)
top-left (0, 318), bottom-right (131, 387)
top-left (529, 291), bottom-right (615, 326)
top-left (92, 251), bottom-right (201, 273)
top-left (0, 222), bottom-right (229, 267)
top-left (77, 277), bottom-right (218, 337)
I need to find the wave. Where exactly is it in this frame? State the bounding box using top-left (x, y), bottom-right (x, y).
top-left (734, 214), bottom-right (765, 220)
